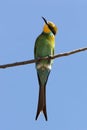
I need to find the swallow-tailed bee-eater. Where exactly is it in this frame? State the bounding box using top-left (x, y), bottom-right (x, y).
top-left (34, 17), bottom-right (58, 121)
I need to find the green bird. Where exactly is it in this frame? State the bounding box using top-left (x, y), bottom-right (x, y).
top-left (34, 17), bottom-right (58, 121)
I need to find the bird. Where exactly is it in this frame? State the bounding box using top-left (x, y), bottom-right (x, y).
top-left (34, 17), bottom-right (58, 121)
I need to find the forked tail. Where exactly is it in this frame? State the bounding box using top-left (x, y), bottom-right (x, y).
top-left (35, 85), bottom-right (47, 121)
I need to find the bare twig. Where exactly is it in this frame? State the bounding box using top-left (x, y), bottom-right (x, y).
top-left (0, 47), bottom-right (87, 69)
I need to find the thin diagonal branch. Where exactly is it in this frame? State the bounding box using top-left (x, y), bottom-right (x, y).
top-left (0, 47), bottom-right (87, 69)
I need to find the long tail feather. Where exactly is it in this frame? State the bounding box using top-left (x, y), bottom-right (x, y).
top-left (35, 85), bottom-right (47, 121)
top-left (35, 69), bottom-right (50, 121)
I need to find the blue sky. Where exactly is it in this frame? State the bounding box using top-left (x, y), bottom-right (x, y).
top-left (0, 0), bottom-right (87, 130)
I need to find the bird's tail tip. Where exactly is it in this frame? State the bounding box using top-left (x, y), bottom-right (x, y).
top-left (35, 105), bottom-right (48, 121)
top-left (35, 85), bottom-right (48, 121)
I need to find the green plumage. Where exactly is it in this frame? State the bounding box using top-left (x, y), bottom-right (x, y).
top-left (34, 31), bottom-right (55, 120)
top-left (34, 16), bottom-right (57, 121)
top-left (34, 32), bottom-right (55, 59)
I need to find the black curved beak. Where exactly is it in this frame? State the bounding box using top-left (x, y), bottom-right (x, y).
top-left (42, 17), bottom-right (48, 25)
top-left (42, 16), bottom-right (56, 35)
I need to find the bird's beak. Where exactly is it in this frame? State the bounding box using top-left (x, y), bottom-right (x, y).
top-left (42, 17), bottom-right (56, 35)
top-left (42, 17), bottom-right (48, 25)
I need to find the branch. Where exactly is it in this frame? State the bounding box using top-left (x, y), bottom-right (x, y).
top-left (0, 47), bottom-right (87, 69)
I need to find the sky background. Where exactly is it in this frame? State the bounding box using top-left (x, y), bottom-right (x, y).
top-left (0, 0), bottom-right (87, 130)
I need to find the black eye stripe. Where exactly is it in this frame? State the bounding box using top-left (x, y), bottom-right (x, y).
top-left (42, 17), bottom-right (56, 35)
top-left (48, 25), bottom-right (56, 35)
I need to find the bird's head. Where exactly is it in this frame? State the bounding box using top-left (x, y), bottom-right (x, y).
top-left (42, 17), bottom-right (58, 35)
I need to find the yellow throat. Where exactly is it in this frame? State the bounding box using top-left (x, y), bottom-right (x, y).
top-left (43, 24), bottom-right (51, 33)
top-left (43, 22), bottom-right (58, 34)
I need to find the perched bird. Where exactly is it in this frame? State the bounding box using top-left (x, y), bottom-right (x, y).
top-left (34, 17), bottom-right (58, 121)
